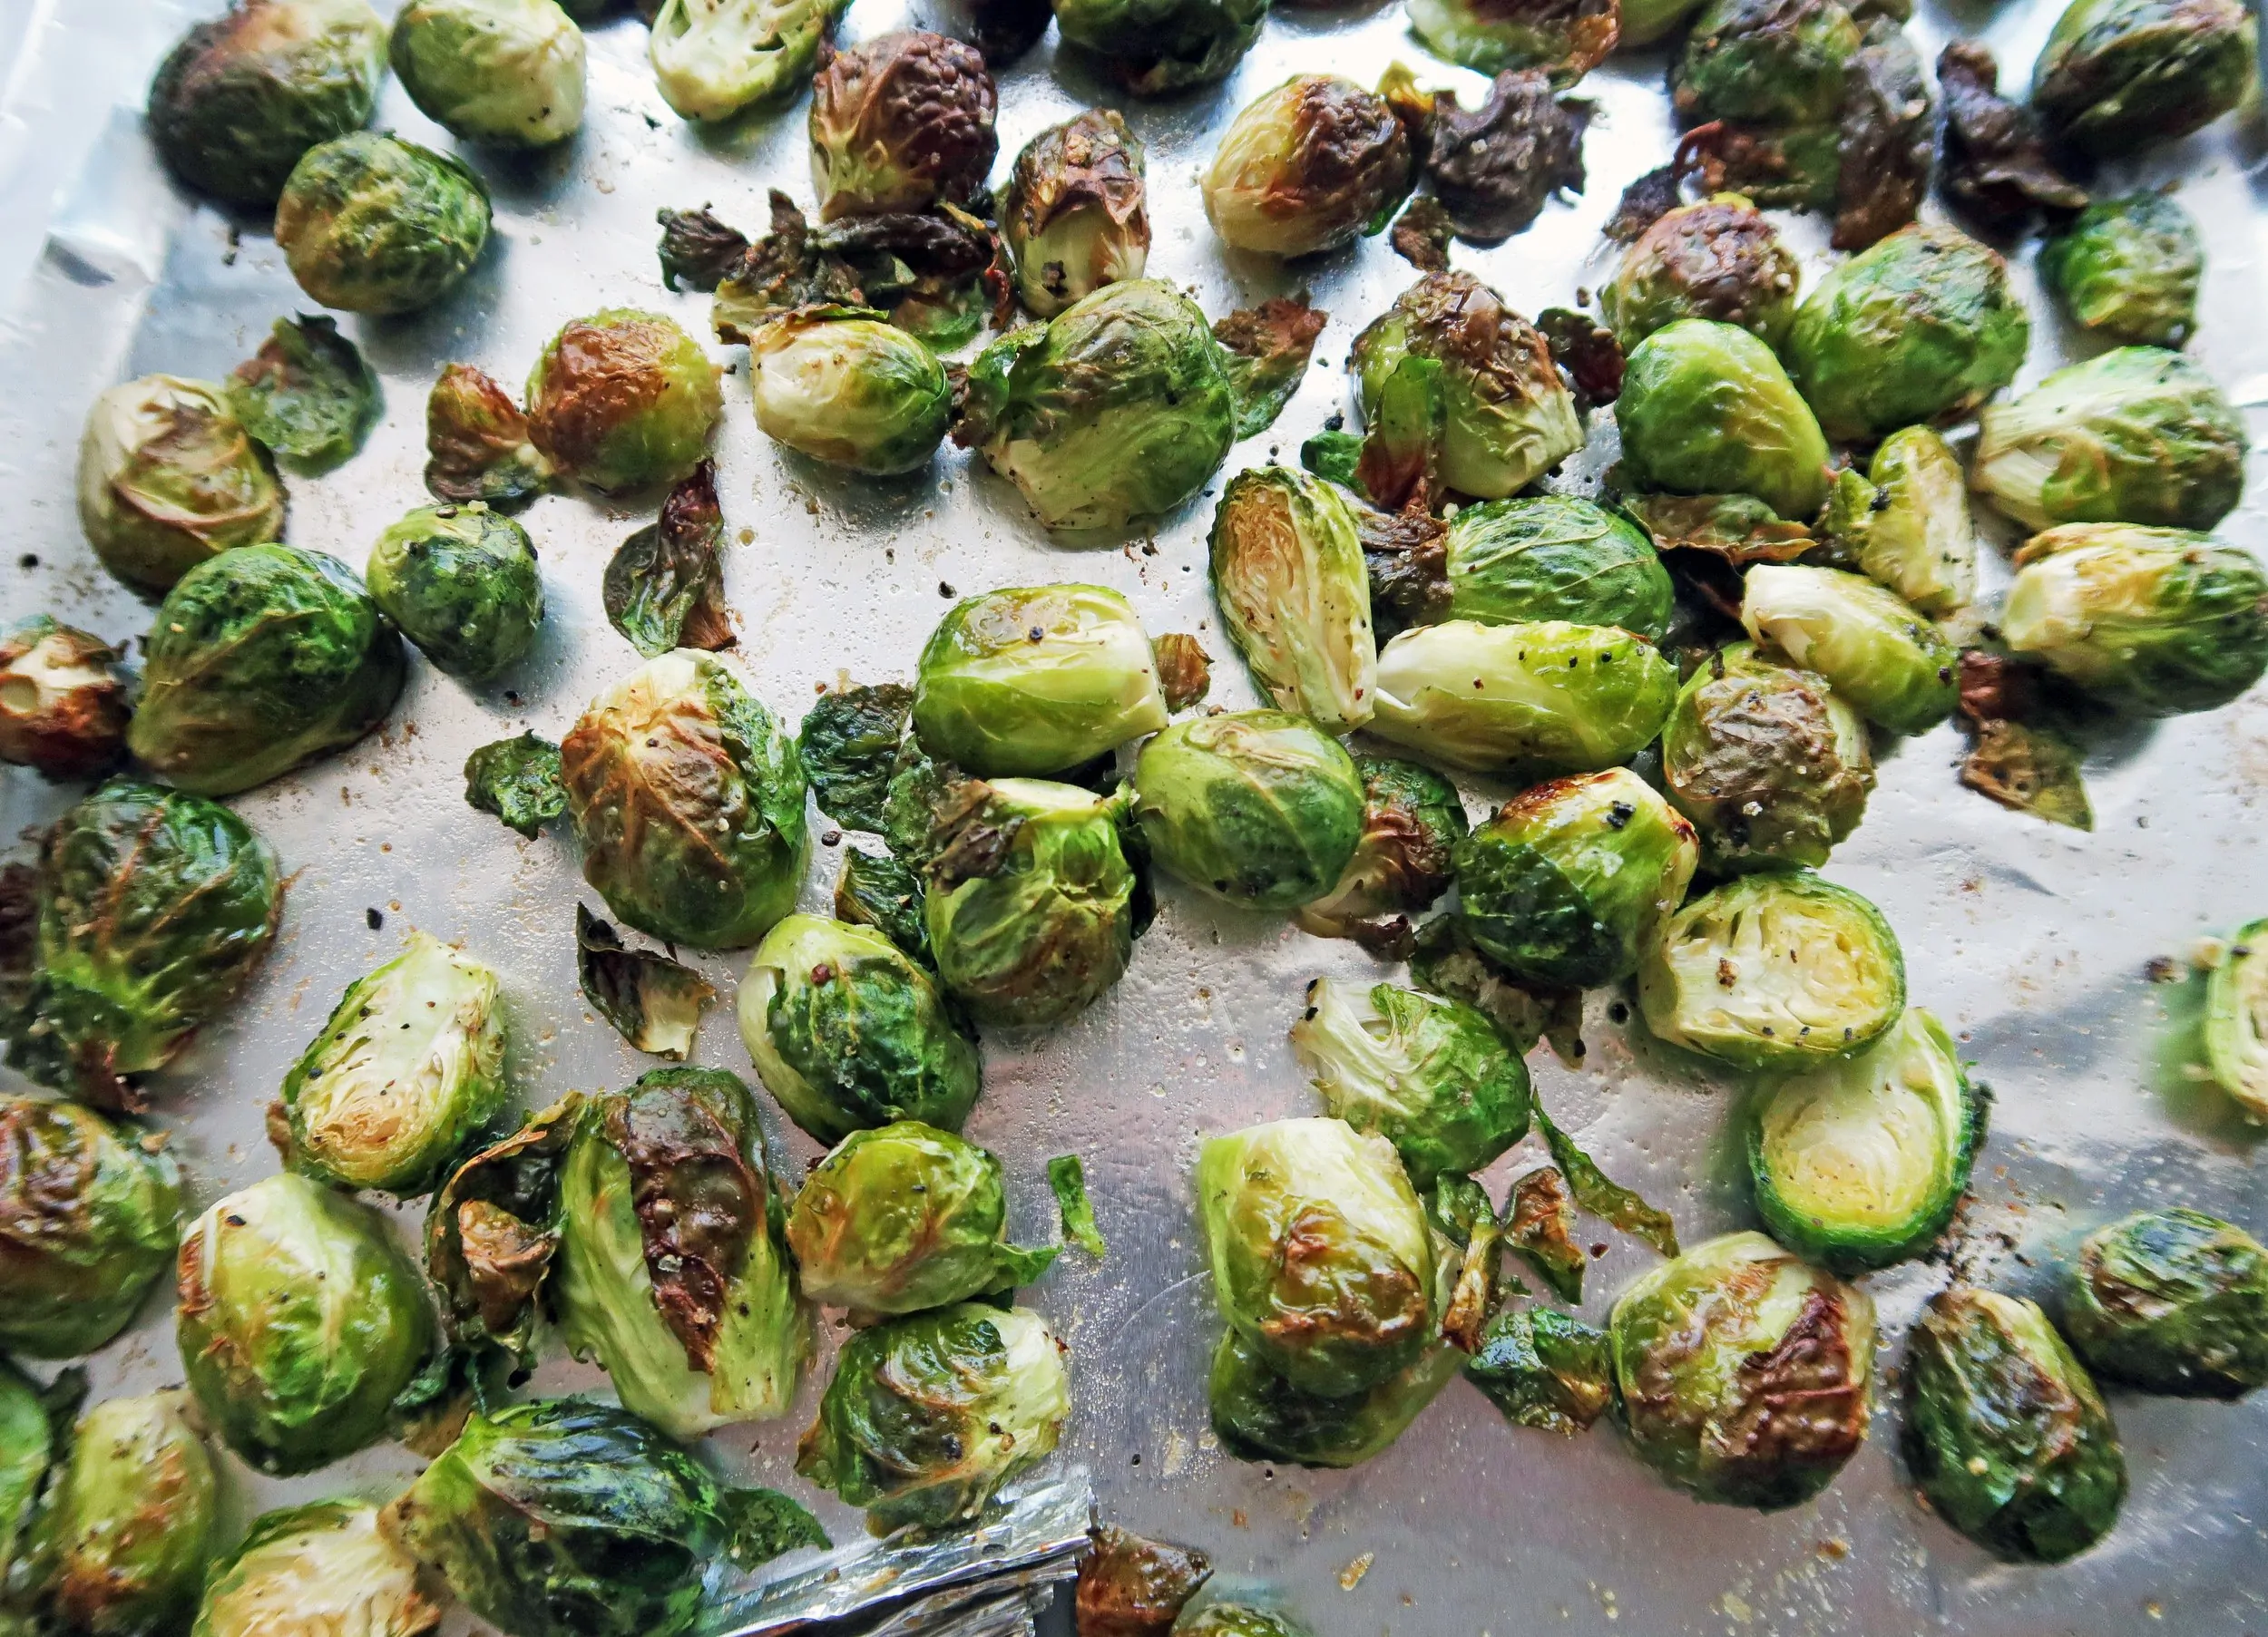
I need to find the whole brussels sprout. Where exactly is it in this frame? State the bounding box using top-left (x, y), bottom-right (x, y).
top-left (738, 915), bottom-right (980, 1145)
top-left (1208, 1324), bottom-right (1460, 1470)
top-left (914, 584), bottom-right (1168, 776)
top-left (1970, 346), bottom-right (2245, 532)
top-left (1616, 320), bottom-right (1830, 521)
top-left (75, 375), bottom-right (285, 595)
top-left (797, 1302), bottom-right (1070, 1530)
top-left (1294, 755), bottom-right (1467, 947)
top-left (1821, 424), bottom-right (1977, 617)
top-left (1453, 767), bottom-right (1699, 989)
top-left (1902, 1287), bottom-right (2126, 1562)
top-left (0, 619), bottom-right (132, 780)
top-left (276, 931), bottom-right (507, 1195)
top-left (1405, 0), bottom-right (1619, 78)
top-left (192, 1501), bottom-right (439, 1637)
top-left (1739, 564), bottom-right (1958, 736)
top-left (2062, 1207), bottom-right (2268, 1397)
top-left (1131, 712), bottom-right (1364, 911)
top-left (649, 0), bottom-right (850, 122)
top-left (808, 32), bottom-right (996, 220)
top-left (0, 1096), bottom-right (183, 1358)
top-left (1748, 1008), bottom-right (1982, 1272)
top-left (2031, 0), bottom-right (2259, 154)
top-left (1442, 496), bottom-right (1675, 641)
top-left (526, 309), bottom-right (723, 494)
top-left (176, 1174), bottom-right (433, 1474)
top-left (1209, 470), bottom-right (1375, 733)
top-left (956, 280), bottom-right (1237, 532)
top-left (1661, 643), bottom-right (1872, 871)
top-left (2040, 193), bottom-right (2204, 348)
top-left (1999, 524), bottom-right (2268, 715)
top-left (390, 0), bottom-right (586, 149)
top-left (147, 0), bottom-right (386, 207)
top-left (1051, 0), bottom-right (1270, 94)
top-left (1350, 273), bottom-right (1583, 501)
top-left (128, 543), bottom-right (406, 797)
top-left (1201, 76), bottom-right (1413, 259)
top-left (1369, 619), bottom-right (1678, 775)
top-left (1638, 872), bottom-right (1905, 1071)
top-left (749, 309), bottom-right (952, 476)
top-left (561, 649), bottom-right (808, 950)
top-left (1673, 0), bottom-right (1862, 126)
top-left (366, 502), bottom-right (543, 681)
top-left (1197, 1117), bottom-right (1436, 1398)
top-left (2204, 919), bottom-right (2268, 1120)
top-left (1600, 196), bottom-right (1801, 353)
top-left (1609, 1232), bottom-right (1874, 1509)
top-left (1002, 110), bottom-right (1149, 317)
top-left (1288, 978), bottom-right (1531, 1186)
top-left (275, 133), bottom-right (491, 316)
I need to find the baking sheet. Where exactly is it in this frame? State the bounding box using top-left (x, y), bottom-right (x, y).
top-left (2, 0), bottom-right (2266, 1632)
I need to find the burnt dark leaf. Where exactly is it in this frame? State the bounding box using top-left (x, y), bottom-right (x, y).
top-left (1832, 18), bottom-right (1932, 251)
top-left (425, 1093), bottom-right (585, 1365)
top-left (609, 1068), bottom-right (762, 1370)
top-left (1425, 70), bottom-right (1589, 244)
top-left (1390, 195), bottom-right (1456, 271)
top-left (1622, 492), bottom-right (1813, 565)
top-left (1604, 162), bottom-right (1682, 243)
top-left (226, 315), bottom-right (380, 473)
top-left (1213, 295), bottom-right (1328, 439)
top-left (1961, 718), bottom-right (2094, 831)
top-left (657, 206), bottom-right (752, 292)
top-left (603, 459), bottom-right (734, 659)
top-left (425, 363), bottom-right (552, 509)
top-left (834, 847), bottom-right (932, 964)
top-left (577, 903), bottom-right (716, 1060)
top-left (1537, 306), bottom-right (1623, 407)
top-left (1075, 1525), bottom-right (1212, 1637)
top-left (463, 732), bottom-right (565, 838)
top-left (1534, 1100), bottom-right (1678, 1258)
top-left (1937, 41), bottom-right (2087, 229)
top-left (0, 862), bottom-right (35, 1037)
top-left (1675, 119), bottom-right (1839, 214)
top-left (798, 681), bottom-right (914, 833)
top-left (1357, 503), bottom-right (1452, 638)
top-left (1506, 1164), bottom-right (1586, 1304)
top-left (1956, 649), bottom-right (2043, 725)
top-left (1152, 633), bottom-right (1211, 711)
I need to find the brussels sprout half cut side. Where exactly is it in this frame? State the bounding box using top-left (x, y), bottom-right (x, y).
top-left (192, 1500), bottom-right (441, 1637)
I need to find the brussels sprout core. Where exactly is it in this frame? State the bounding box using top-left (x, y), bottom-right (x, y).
top-left (276, 132), bottom-right (493, 316)
top-left (75, 375), bottom-right (286, 595)
top-left (1132, 711), bottom-right (1364, 911)
top-left (751, 309), bottom-right (953, 475)
top-left (391, 0), bottom-right (587, 149)
top-left (1202, 75), bottom-right (1414, 259)
top-left (1208, 468), bottom-right (1377, 733)
top-left (367, 502), bottom-right (544, 681)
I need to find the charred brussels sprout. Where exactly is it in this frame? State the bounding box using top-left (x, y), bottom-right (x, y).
top-left (275, 133), bottom-right (491, 316)
top-left (367, 502), bottom-right (543, 681)
top-left (797, 1302), bottom-right (1070, 1530)
top-left (1442, 496), bottom-right (1674, 640)
top-left (1406, 0), bottom-right (1619, 79)
top-left (2204, 921), bottom-right (2268, 1120)
top-left (1673, 0), bottom-right (1861, 126)
top-left (1002, 111), bottom-right (1149, 317)
top-left (1202, 76), bottom-right (1413, 259)
top-left (176, 1173), bottom-right (434, 1474)
top-left (75, 375), bottom-right (284, 595)
top-left (0, 619), bottom-right (131, 780)
top-left (147, 0), bottom-right (386, 207)
top-left (1131, 712), bottom-right (1364, 911)
top-left (1208, 469), bottom-right (1376, 733)
top-left (808, 32), bottom-right (996, 220)
top-left (750, 309), bottom-right (952, 476)
top-left (128, 543), bottom-right (406, 797)
top-left (1822, 425), bottom-right (1977, 618)
top-left (1970, 346), bottom-right (2245, 532)
top-left (2062, 1208), bottom-right (2268, 1397)
top-left (738, 915), bottom-right (980, 1145)
top-left (390, 0), bottom-right (586, 149)
top-left (1902, 1287), bottom-right (2126, 1562)
top-left (1051, 0), bottom-right (1270, 95)
top-left (2040, 193), bottom-right (2204, 349)
top-left (1207, 1324), bottom-right (1460, 1470)
top-left (526, 309), bottom-right (723, 495)
top-left (1295, 756), bottom-right (1467, 947)
top-left (2031, 0), bottom-right (2259, 154)
top-left (1077, 1525), bottom-right (1212, 1635)
top-left (1601, 196), bottom-right (1800, 353)
top-left (1616, 320), bottom-right (1829, 522)
top-left (649, 0), bottom-right (850, 122)
top-left (193, 1500), bottom-right (439, 1637)
top-left (1739, 565), bottom-right (1958, 736)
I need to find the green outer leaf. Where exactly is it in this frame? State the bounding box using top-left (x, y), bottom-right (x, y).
top-left (718, 1486), bottom-right (827, 1568)
top-left (1214, 297), bottom-right (1327, 439)
top-left (464, 733), bottom-right (565, 838)
top-left (799, 684), bottom-right (914, 833)
top-left (1048, 1154), bottom-right (1107, 1256)
top-left (603, 462), bottom-right (733, 659)
top-left (576, 904), bottom-right (715, 1060)
top-left (1463, 1306), bottom-right (1611, 1435)
top-left (1960, 717), bottom-right (2093, 831)
top-left (1207, 1324), bottom-right (1460, 1470)
top-left (832, 848), bottom-right (931, 965)
top-left (1505, 1165), bottom-right (1585, 1304)
top-left (1533, 1100), bottom-right (1677, 1259)
top-left (1299, 429), bottom-right (1363, 491)
top-left (227, 315), bottom-right (382, 472)
top-left (423, 1094), bottom-right (583, 1366)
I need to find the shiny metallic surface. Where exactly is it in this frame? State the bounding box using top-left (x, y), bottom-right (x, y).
top-left (2, 0), bottom-right (2265, 1632)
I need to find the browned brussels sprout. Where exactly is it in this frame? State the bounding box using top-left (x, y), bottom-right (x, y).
top-left (808, 31), bottom-right (998, 221)
top-left (1600, 195), bottom-right (1800, 353)
top-left (1295, 755), bottom-right (1468, 952)
top-left (526, 309), bottom-right (722, 495)
top-left (425, 363), bottom-right (552, 508)
top-left (1202, 75), bottom-right (1413, 259)
top-left (1420, 69), bottom-right (1590, 246)
top-left (2032, 0), bottom-right (2260, 155)
top-left (1001, 110), bottom-right (1149, 318)
top-left (1662, 644), bottom-right (1872, 870)
top-left (1935, 41), bottom-right (2088, 230)
top-left (1076, 1526), bottom-right (1213, 1637)
top-left (1051, 0), bottom-right (1271, 95)
top-left (76, 375), bottom-right (286, 595)
top-left (274, 133), bottom-right (493, 316)
top-left (0, 619), bottom-right (132, 780)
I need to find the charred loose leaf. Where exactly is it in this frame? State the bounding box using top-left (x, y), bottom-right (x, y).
top-left (833, 847), bottom-right (932, 963)
top-left (1506, 1164), bottom-right (1585, 1303)
top-left (606, 1070), bottom-right (761, 1369)
top-left (1465, 1306), bottom-right (1612, 1435)
top-left (1075, 1524), bottom-right (1211, 1637)
top-left (1832, 18), bottom-right (1931, 251)
top-left (1623, 493), bottom-right (1813, 566)
top-left (709, 193), bottom-right (862, 336)
top-left (1675, 119), bottom-right (1838, 214)
top-left (1603, 162), bottom-right (1682, 243)
top-left (1534, 1100), bottom-right (1677, 1258)
top-left (1961, 718), bottom-right (2093, 831)
top-left (1537, 306), bottom-right (1622, 407)
top-left (576, 904), bottom-right (716, 1060)
top-left (1432, 1174), bottom-right (1508, 1353)
top-left (425, 1095), bottom-right (584, 1366)
top-left (1152, 634), bottom-right (1211, 712)
top-left (712, 192), bottom-right (1004, 351)
top-left (463, 732), bottom-right (565, 838)
top-left (1390, 195), bottom-right (1456, 271)
top-left (425, 363), bottom-right (552, 508)
top-left (227, 315), bottom-right (381, 473)
top-left (1410, 913), bottom-right (1584, 1064)
top-left (1355, 356), bottom-right (1446, 515)
top-left (657, 206), bottom-right (751, 292)
top-left (1425, 70), bottom-right (1589, 244)
top-left (1357, 504), bottom-right (1452, 638)
top-left (602, 461), bottom-right (733, 659)
top-left (1214, 297), bottom-right (1327, 440)
top-left (1048, 1154), bottom-right (1107, 1257)
top-left (1936, 41), bottom-right (2087, 229)
top-left (798, 682), bottom-right (914, 833)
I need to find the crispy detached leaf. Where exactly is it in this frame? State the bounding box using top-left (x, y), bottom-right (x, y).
top-left (1465, 1306), bottom-right (1612, 1435)
top-left (1357, 502), bottom-right (1452, 638)
top-left (1390, 195), bottom-right (1456, 272)
top-left (1076, 1525), bottom-right (1212, 1637)
top-left (1604, 162), bottom-right (1682, 244)
top-left (719, 1488), bottom-right (829, 1569)
top-left (227, 316), bottom-right (381, 473)
top-left (1214, 296), bottom-right (1327, 439)
top-left (1432, 1174), bottom-right (1507, 1353)
top-left (426, 1094), bottom-right (584, 1366)
top-left (1675, 119), bottom-right (1837, 215)
top-left (834, 847), bottom-right (932, 964)
top-left (1937, 41), bottom-right (2087, 230)
top-left (1961, 719), bottom-right (2094, 831)
top-left (1537, 307), bottom-right (1622, 408)
top-left (425, 364), bottom-right (552, 508)
top-left (1622, 493), bottom-right (1813, 566)
top-left (1357, 356), bottom-right (1446, 515)
top-left (1833, 18), bottom-right (1931, 251)
top-left (1957, 649), bottom-right (2039, 725)
top-left (800, 683), bottom-right (914, 833)
top-left (464, 733), bottom-right (565, 838)
top-left (1410, 914), bottom-right (1584, 1064)
top-left (712, 192), bottom-right (1003, 351)
top-left (603, 460), bottom-right (734, 659)
top-left (1533, 1101), bottom-right (1677, 1259)
top-left (1300, 427), bottom-right (1364, 490)
top-left (576, 904), bottom-right (716, 1060)
top-left (657, 207), bottom-right (751, 293)
top-left (1506, 1164), bottom-right (1585, 1303)
top-left (1048, 1154), bottom-right (1107, 1257)
top-left (711, 193), bottom-right (862, 339)
top-left (392, 1342), bottom-right (483, 1457)
top-left (608, 1068), bottom-right (763, 1370)
top-left (1425, 71), bottom-right (1589, 245)
top-left (1152, 634), bottom-right (1211, 711)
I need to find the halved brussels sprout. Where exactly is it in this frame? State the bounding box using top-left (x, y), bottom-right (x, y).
top-left (526, 309), bottom-right (723, 495)
top-left (1131, 712), bottom-right (1364, 911)
top-left (1002, 110), bottom-right (1149, 317)
top-left (914, 585), bottom-right (1168, 777)
top-left (1739, 564), bottom-right (1957, 736)
top-left (276, 133), bottom-right (492, 316)
top-left (1600, 196), bottom-right (1800, 354)
top-left (1637, 872), bottom-right (1905, 1071)
top-left (1820, 425), bottom-right (1977, 618)
top-left (1294, 755), bottom-right (1467, 950)
top-left (2031, 0), bottom-right (2259, 154)
top-left (1208, 468), bottom-right (1377, 734)
top-left (649, 0), bottom-right (849, 122)
top-left (1442, 495), bottom-right (1674, 640)
top-left (1616, 320), bottom-right (1829, 522)
top-left (2040, 192), bottom-right (2204, 348)
top-left (1369, 619), bottom-right (1678, 775)
top-left (2204, 918), bottom-right (2268, 1121)
top-left (129, 543), bottom-right (405, 797)
top-left (1406, 0), bottom-right (1619, 79)
top-left (390, 0), bottom-right (586, 149)
top-left (1051, 0), bottom-right (1269, 94)
top-left (75, 375), bottom-right (285, 595)
top-left (1208, 1324), bottom-right (1460, 1470)
top-left (1201, 75), bottom-right (1413, 258)
top-left (807, 31), bottom-right (996, 220)
top-left (1453, 767), bottom-right (1698, 989)
top-left (1673, 0), bottom-right (1861, 126)
top-left (2062, 1207), bottom-right (2268, 1397)
top-left (193, 1501), bottom-right (439, 1637)
top-left (0, 619), bottom-right (131, 780)
top-left (750, 309), bottom-right (952, 476)
top-left (367, 502), bottom-right (543, 682)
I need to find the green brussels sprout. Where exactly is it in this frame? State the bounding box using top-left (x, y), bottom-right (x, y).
top-left (366, 502), bottom-right (543, 682)
top-left (1600, 196), bottom-right (1801, 353)
top-left (1201, 75), bottom-right (1413, 258)
top-left (2031, 0), bottom-right (2259, 154)
top-left (1173, 1600), bottom-right (1312, 1637)
top-left (1131, 712), bottom-right (1364, 911)
top-left (128, 543), bottom-right (406, 797)
top-left (1970, 347), bottom-right (2246, 532)
top-left (1453, 767), bottom-right (1700, 989)
top-left (2204, 918), bottom-right (2268, 1120)
top-left (0, 619), bottom-right (132, 780)
top-left (1672, 0), bottom-right (1862, 126)
top-left (526, 309), bottom-right (723, 495)
top-left (913, 585), bottom-right (1168, 776)
top-left (1294, 756), bottom-right (1468, 948)
top-left (275, 133), bottom-right (491, 316)
top-left (1207, 1324), bottom-right (1460, 1470)
top-left (390, 0), bottom-right (586, 149)
top-left (2062, 1207), bottom-right (2268, 1397)
top-left (561, 649), bottom-right (808, 950)
top-left (1660, 643), bottom-right (1872, 871)
top-left (1405, 0), bottom-right (1620, 78)
top-left (1002, 110), bottom-right (1149, 318)
top-left (956, 281), bottom-right (1237, 532)
top-left (1350, 273), bottom-right (1583, 501)
top-left (738, 915), bottom-right (980, 1145)
top-left (1637, 872), bottom-right (1905, 1071)
top-left (2, 780), bottom-right (281, 1103)
top-left (2040, 193), bottom-right (2204, 349)
top-left (1820, 425), bottom-right (1977, 617)
top-left (1442, 496), bottom-right (1675, 640)
top-left (749, 309), bottom-right (952, 476)
top-left (1610, 1232), bottom-right (1873, 1508)
top-left (147, 0), bottom-right (387, 207)
top-left (785, 1122), bottom-right (1057, 1313)
top-left (1999, 523), bottom-right (2268, 715)
top-left (175, 1173), bottom-right (434, 1474)
top-left (1616, 321), bottom-right (1830, 522)
top-left (1051, 0), bottom-right (1269, 94)
top-left (1288, 978), bottom-right (1532, 1186)
top-left (75, 375), bottom-right (285, 595)
top-left (192, 1501), bottom-right (440, 1637)
top-left (275, 931), bottom-right (507, 1195)
top-left (1208, 468), bottom-right (1377, 734)
top-left (1739, 564), bottom-right (1957, 735)
top-left (1197, 1117), bottom-right (1436, 1398)
top-left (1901, 1287), bottom-right (2127, 1562)
top-left (650, 0), bottom-right (851, 122)
top-left (1747, 1008), bottom-right (1981, 1272)
top-left (552, 1068), bottom-right (807, 1438)
top-left (796, 1302), bottom-right (1070, 1530)
top-left (1369, 619), bottom-right (1678, 775)
top-left (807, 32), bottom-right (996, 220)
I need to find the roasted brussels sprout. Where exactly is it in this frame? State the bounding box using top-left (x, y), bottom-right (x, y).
top-left (425, 362), bottom-right (553, 508)
top-left (1739, 565), bottom-right (1957, 736)
top-left (390, 0), bottom-right (586, 149)
top-left (225, 314), bottom-right (381, 474)
top-left (193, 1501), bottom-right (439, 1637)
top-left (0, 1361), bottom-right (57, 1584)
top-left (749, 309), bottom-right (951, 476)
top-left (1201, 76), bottom-right (1413, 259)
top-left (1673, 0), bottom-right (1861, 126)
top-left (1002, 111), bottom-right (1149, 317)
top-left (807, 32), bottom-right (995, 220)
top-left (1295, 756), bottom-right (1466, 950)
top-left (1369, 619), bottom-right (1677, 775)
top-left (2204, 919), bottom-right (2268, 1121)
top-left (1131, 712), bottom-right (1364, 912)
top-left (956, 280), bottom-right (1237, 532)
top-left (2031, 0), bottom-right (2259, 154)
top-left (1600, 196), bottom-right (1800, 353)
top-left (649, 0), bottom-right (849, 122)
top-left (1819, 424), bottom-right (1977, 618)
top-left (1076, 1525), bottom-right (1212, 1637)
top-left (797, 1302), bottom-right (1070, 1530)
top-left (914, 585), bottom-right (1168, 777)
top-left (2062, 1207), bottom-right (2268, 1397)
top-left (1051, 0), bottom-right (1269, 94)
top-left (1405, 0), bottom-right (1619, 79)
top-left (0, 619), bottom-right (131, 780)
top-left (1616, 320), bottom-right (1829, 522)
top-left (1444, 496), bottom-right (1673, 641)
top-left (275, 133), bottom-right (491, 316)
top-left (367, 502), bottom-right (543, 682)
top-left (1970, 346), bottom-right (2245, 532)
top-left (1172, 1601), bottom-right (1311, 1637)
top-left (526, 309), bottom-right (723, 495)
top-left (1208, 470), bottom-right (1375, 734)
top-left (75, 375), bottom-right (285, 595)
top-left (2040, 193), bottom-right (2204, 349)
top-left (1207, 1324), bottom-right (1460, 1470)
top-left (1902, 1287), bottom-right (2126, 1562)
top-left (147, 0), bottom-right (387, 207)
